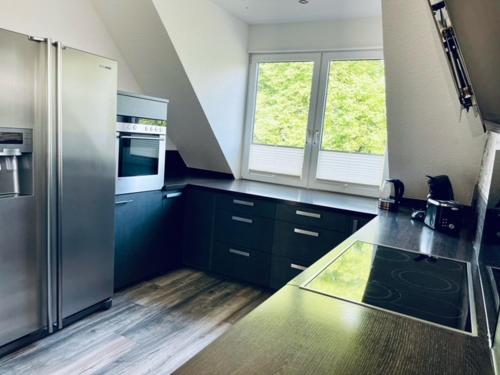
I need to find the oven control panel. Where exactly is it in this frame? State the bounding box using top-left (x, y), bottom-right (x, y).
top-left (116, 122), bottom-right (166, 135)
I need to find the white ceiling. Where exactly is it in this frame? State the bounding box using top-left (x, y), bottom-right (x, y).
top-left (210, 0), bottom-right (382, 25)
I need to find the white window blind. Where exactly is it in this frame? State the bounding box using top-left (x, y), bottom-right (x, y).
top-left (316, 151), bottom-right (385, 186)
top-left (249, 144), bottom-right (304, 177)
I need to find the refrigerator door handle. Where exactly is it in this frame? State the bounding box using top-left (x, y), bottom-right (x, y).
top-left (45, 38), bottom-right (54, 334)
top-left (55, 41), bottom-right (64, 330)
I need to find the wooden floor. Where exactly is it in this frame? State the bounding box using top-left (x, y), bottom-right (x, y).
top-left (0, 269), bottom-right (270, 375)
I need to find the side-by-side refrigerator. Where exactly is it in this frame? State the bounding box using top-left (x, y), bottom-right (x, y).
top-left (0, 27), bottom-right (116, 355)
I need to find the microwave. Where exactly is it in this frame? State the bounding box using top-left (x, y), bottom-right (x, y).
top-left (116, 121), bottom-right (166, 195)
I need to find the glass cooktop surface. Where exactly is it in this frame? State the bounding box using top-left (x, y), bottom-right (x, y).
top-left (302, 241), bottom-right (475, 335)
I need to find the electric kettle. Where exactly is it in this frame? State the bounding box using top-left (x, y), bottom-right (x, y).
top-left (378, 179), bottom-right (405, 211)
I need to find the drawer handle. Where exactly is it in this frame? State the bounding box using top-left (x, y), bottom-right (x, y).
top-left (115, 200), bottom-right (134, 205)
top-left (291, 263), bottom-right (307, 271)
top-left (166, 192), bottom-right (182, 199)
top-left (229, 248), bottom-right (250, 257)
top-left (294, 228), bottom-right (319, 237)
top-left (352, 219), bottom-right (359, 233)
top-left (232, 216), bottom-right (253, 224)
top-left (296, 210), bottom-right (321, 219)
top-left (233, 199), bottom-right (254, 207)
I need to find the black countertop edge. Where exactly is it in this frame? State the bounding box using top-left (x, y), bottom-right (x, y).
top-left (164, 176), bottom-right (379, 216)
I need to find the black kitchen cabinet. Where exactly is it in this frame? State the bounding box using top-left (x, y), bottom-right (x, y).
top-left (272, 221), bottom-right (347, 265)
top-left (210, 192), bottom-right (275, 284)
top-left (114, 189), bottom-right (183, 291)
top-left (212, 242), bottom-right (271, 287)
top-left (182, 187), bottom-right (215, 271)
top-left (269, 255), bottom-right (308, 290)
top-left (269, 202), bottom-right (374, 289)
top-left (162, 190), bottom-right (185, 269)
top-left (180, 188), bottom-right (376, 290)
top-left (351, 215), bottom-right (373, 232)
top-left (275, 203), bottom-right (349, 232)
top-left (215, 193), bottom-right (276, 218)
top-left (115, 184), bottom-right (375, 292)
top-left (214, 209), bottom-right (274, 252)
top-left (114, 194), bottom-right (138, 291)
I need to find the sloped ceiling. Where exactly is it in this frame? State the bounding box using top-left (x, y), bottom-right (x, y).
top-left (152, 0), bottom-right (249, 178)
top-left (93, 0), bottom-right (233, 175)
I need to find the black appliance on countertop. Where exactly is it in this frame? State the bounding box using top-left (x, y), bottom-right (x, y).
top-left (303, 241), bottom-right (475, 335)
top-left (424, 175), bottom-right (463, 235)
top-left (411, 175), bottom-right (464, 235)
top-left (427, 175), bottom-right (455, 201)
top-left (378, 179), bottom-right (405, 211)
top-left (424, 199), bottom-right (463, 234)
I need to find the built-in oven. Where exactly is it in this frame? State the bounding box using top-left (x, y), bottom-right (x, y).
top-left (116, 122), bottom-right (166, 195)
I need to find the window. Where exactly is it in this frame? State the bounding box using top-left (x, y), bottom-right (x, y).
top-left (243, 54), bottom-right (321, 184)
top-left (242, 51), bottom-right (387, 197)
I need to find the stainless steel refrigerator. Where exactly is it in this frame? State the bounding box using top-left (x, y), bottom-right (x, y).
top-left (0, 27), bottom-right (116, 355)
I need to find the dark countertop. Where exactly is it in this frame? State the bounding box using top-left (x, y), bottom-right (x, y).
top-left (175, 211), bottom-right (494, 375)
top-left (165, 176), bottom-right (378, 215)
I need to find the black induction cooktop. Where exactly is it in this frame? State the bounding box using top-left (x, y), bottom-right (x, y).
top-left (302, 241), bottom-right (476, 335)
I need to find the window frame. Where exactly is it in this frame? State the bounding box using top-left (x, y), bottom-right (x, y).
top-left (241, 53), bottom-right (322, 187)
top-left (308, 49), bottom-right (386, 197)
top-left (241, 49), bottom-right (387, 197)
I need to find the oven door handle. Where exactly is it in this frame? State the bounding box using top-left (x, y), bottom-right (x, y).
top-left (118, 135), bottom-right (164, 141)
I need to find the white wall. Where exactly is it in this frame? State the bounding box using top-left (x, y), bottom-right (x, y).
top-left (0, 0), bottom-right (141, 92)
top-left (93, 0), bottom-right (232, 174)
top-left (477, 132), bottom-right (500, 202)
top-left (473, 132), bottom-right (500, 250)
top-left (152, 0), bottom-right (249, 177)
top-left (382, 0), bottom-right (486, 205)
top-left (248, 17), bottom-right (383, 53)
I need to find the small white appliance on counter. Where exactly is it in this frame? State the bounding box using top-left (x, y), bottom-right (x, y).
top-left (116, 91), bottom-right (169, 195)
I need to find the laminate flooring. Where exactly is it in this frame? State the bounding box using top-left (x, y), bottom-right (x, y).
top-left (0, 269), bottom-right (270, 375)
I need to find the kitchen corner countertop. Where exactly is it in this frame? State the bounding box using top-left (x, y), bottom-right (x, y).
top-left (175, 211), bottom-right (494, 375)
top-left (165, 176), bottom-right (378, 215)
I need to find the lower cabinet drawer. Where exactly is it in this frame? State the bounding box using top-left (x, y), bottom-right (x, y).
top-left (276, 203), bottom-right (349, 232)
top-left (214, 209), bottom-right (274, 252)
top-left (270, 255), bottom-right (310, 290)
top-left (216, 193), bottom-right (276, 219)
top-left (272, 221), bottom-right (347, 264)
top-left (212, 242), bottom-right (270, 286)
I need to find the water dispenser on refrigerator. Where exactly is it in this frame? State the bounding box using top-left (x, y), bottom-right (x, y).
top-left (0, 127), bottom-right (33, 198)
